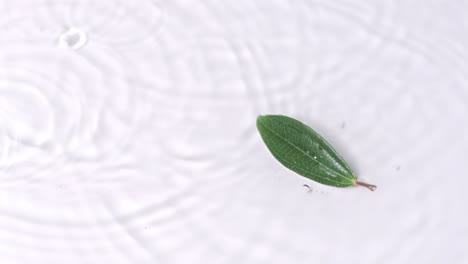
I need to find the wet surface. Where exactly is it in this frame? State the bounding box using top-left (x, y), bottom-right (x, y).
top-left (1, 0), bottom-right (468, 263)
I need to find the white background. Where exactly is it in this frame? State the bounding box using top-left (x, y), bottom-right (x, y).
top-left (1, 0), bottom-right (467, 263)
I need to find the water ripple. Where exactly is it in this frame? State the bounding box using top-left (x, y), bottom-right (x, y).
top-left (1, 1), bottom-right (467, 263)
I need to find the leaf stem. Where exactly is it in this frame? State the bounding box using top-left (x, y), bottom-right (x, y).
top-left (355, 181), bottom-right (377, 191)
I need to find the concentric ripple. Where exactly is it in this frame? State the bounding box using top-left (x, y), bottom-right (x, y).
top-left (0, 41), bottom-right (147, 186)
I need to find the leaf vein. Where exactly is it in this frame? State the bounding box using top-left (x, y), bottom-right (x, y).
top-left (260, 122), bottom-right (354, 182)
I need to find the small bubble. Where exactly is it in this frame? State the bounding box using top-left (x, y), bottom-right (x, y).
top-left (58, 27), bottom-right (87, 50)
top-left (313, 156), bottom-right (317, 159)
top-left (303, 184), bottom-right (311, 193)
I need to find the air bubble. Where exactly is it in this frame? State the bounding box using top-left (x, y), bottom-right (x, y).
top-left (58, 27), bottom-right (87, 50)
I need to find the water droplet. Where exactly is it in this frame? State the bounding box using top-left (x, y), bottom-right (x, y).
top-left (396, 166), bottom-right (401, 171)
top-left (313, 156), bottom-right (317, 159)
top-left (58, 27), bottom-right (87, 50)
top-left (303, 184), bottom-right (311, 193)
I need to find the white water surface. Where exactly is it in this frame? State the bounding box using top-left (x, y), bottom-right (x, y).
top-left (1, 0), bottom-right (468, 263)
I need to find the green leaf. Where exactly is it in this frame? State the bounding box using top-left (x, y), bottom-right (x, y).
top-left (256, 115), bottom-right (376, 191)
